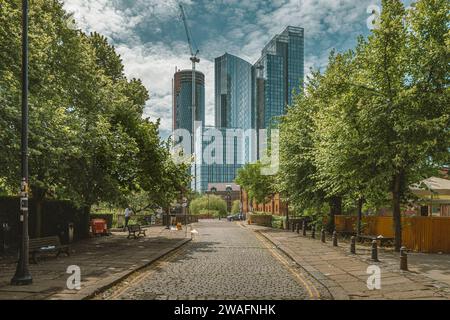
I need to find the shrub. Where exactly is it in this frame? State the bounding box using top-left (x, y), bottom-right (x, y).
top-left (231, 200), bottom-right (240, 214)
top-left (190, 195), bottom-right (227, 217)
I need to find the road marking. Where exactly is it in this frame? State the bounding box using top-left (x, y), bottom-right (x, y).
top-left (252, 228), bottom-right (321, 300)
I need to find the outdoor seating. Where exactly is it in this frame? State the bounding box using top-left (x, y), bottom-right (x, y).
top-left (29, 236), bottom-right (70, 264)
top-left (127, 225), bottom-right (146, 239)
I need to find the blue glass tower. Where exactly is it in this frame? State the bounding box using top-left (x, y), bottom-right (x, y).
top-left (254, 26), bottom-right (304, 129)
top-left (173, 69), bottom-right (205, 134)
top-left (215, 53), bottom-right (254, 131)
top-left (193, 53), bottom-right (257, 192)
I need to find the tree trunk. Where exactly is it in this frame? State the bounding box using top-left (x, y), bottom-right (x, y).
top-left (327, 196), bottom-right (342, 233)
top-left (82, 205), bottom-right (91, 239)
top-left (357, 198), bottom-right (364, 237)
top-left (392, 173), bottom-right (403, 252)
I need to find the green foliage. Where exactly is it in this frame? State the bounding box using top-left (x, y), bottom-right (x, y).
top-left (235, 161), bottom-right (275, 203)
top-left (231, 200), bottom-right (240, 214)
top-left (189, 195), bottom-right (227, 217)
top-left (277, 0), bottom-right (449, 247)
top-left (0, 0), bottom-right (191, 212)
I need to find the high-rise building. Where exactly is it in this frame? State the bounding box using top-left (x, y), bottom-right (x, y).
top-left (172, 69), bottom-right (205, 133)
top-left (215, 53), bottom-right (255, 131)
top-left (177, 26), bottom-right (304, 193)
top-left (194, 126), bottom-right (245, 192)
top-left (254, 26), bottom-right (304, 129)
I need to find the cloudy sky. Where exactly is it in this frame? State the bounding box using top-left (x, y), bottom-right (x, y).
top-left (63, 0), bottom-right (412, 138)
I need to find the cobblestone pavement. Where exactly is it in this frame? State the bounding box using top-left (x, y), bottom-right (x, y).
top-left (0, 226), bottom-right (189, 300)
top-left (247, 224), bottom-right (450, 300)
top-left (99, 220), bottom-right (332, 300)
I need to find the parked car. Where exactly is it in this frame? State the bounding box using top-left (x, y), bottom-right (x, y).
top-left (227, 213), bottom-right (243, 221)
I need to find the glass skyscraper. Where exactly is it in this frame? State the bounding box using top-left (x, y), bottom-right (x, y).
top-left (195, 126), bottom-right (246, 193)
top-left (215, 53), bottom-right (255, 131)
top-left (172, 69), bottom-right (205, 192)
top-left (181, 26), bottom-right (304, 193)
top-left (172, 69), bottom-right (205, 134)
top-left (254, 26), bottom-right (304, 129)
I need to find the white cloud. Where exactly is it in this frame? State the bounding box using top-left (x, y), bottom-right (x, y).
top-left (63, 0), bottom-right (383, 138)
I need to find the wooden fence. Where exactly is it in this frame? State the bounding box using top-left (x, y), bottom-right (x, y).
top-left (335, 215), bottom-right (450, 253)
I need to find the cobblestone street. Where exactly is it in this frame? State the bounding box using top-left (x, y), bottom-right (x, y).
top-left (99, 220), bottom-right (331, 300)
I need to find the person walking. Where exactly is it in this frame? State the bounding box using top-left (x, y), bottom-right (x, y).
top-left (124, 205), bottom-right (133, 231)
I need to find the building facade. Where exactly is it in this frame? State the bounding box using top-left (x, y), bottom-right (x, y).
top-left (172, 69), bottom-right (205, 134)
top-left (254, 26), bottom-right (304, 129)
top-left (194, 126), bottom-right (246, 193)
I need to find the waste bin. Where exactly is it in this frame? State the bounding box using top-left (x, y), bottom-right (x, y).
top-left (91, 219), bottom-right (108, 236)
top-left (68, 223), bottom-right (74, 243)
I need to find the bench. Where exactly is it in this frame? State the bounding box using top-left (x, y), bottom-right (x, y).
top-left (127, 225), bottom-right (146, 239)
top-left (357, 235), bottom-right (394, 247)
top-left (29, 236), bottom-right (70, 264)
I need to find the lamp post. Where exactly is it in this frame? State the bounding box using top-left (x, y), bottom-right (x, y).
top-left (211, 187), bottom-right (217, 219)
top-left (226, 185), bottom-right (232, 218)
top-left (11, 0), bottom-right (32, 286)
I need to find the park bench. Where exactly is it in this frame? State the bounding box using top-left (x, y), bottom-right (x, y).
top-left (127, 225), bottom-right (146, 239)
top-left (357, 235), bottom-right (394, 247)
top-left (29, 236), bottom-right (70, 264)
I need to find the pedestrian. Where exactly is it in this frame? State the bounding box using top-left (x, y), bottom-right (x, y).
top-left (124, 205), bottom-right (133, 231)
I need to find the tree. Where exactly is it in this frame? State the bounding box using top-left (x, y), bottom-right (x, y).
top-left (353, 0), bottom-right (449, 250)
top-left (0, 0), bottom-right (192, 235)
top-left (189, 195), bottom-right (227, 217)
top-left (235, 161), bottom-right (275, 205)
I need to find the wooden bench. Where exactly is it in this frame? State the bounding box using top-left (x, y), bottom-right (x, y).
top-left (357, 235), bottom-right (394, 247)
top-left (127, 225), bottom-right (146, 239)
top-left (29, 236), bottom-right (70, 264)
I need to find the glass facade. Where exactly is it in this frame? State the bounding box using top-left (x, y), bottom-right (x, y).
top-left (254, 26), bottom-right (304, 129)
top-left (173, 69), bottom-right (205, 134)
top-left (176, 27), bottom-right (304, 192)
top-left (195, 126), bottom-right (245, 193)
top-left (215, 53), bottom-right (254, 132)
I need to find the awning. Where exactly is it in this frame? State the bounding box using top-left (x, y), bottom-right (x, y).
top-left (411, 177), bottom-right (450, 196)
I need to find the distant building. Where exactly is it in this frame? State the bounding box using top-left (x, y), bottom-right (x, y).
top-left (215, 53), bottom-right (255, 131)
top-left (172, 69), bottom-right (205, 192)
top-left (194, 126), bottom-right (246, 193)
top-left (254, 26), bottom-right (304, 129)
top-left (174, 26), bottom-right (305, 194)
top-left (172, 69), bottom-right (205, 134)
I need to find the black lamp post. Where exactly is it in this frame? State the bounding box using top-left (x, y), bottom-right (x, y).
top-left (11, 0), bottom-right (32, 286)
top-left (226, 185), bottom-right (232, 217)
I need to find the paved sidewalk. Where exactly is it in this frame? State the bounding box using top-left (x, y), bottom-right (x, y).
top-left (0, 226), bottom-right (191, 300)
top-left (242, 223), bottom-right (450, 300)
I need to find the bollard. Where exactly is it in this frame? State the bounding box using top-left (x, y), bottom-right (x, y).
top-left (350, 236), bottom-right (356, 254)
top-left (371, 240), bottom-right (379, 261)
top-left (400, 246), bottom-right (408, 271)
top-left (321, 228), bottom-right (326, 243)
top-left (302, 221), bottom-right (307, 236)
top-left (292, 222), bottom-right (296, 232)
top-left (332, 231), bottom-right (338, 247)
top-left (311, 225), bottom-right (316, 239)
top-left (296, 223), bottom-right (300, 234)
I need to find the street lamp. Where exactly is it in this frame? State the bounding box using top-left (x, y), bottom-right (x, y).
top-left (210, 187), bottom-right (217, 219)
top-left (226, 185), bottom-right (232, 217)
top-left (11, 0), bottom-right (32, 286)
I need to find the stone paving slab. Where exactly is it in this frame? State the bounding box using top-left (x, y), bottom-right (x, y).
top-left (0, 226), bottom-right (191, 300)
top-left (242, 223), bottom-right (450, 300)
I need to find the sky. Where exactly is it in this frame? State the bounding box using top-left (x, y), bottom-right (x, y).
top-left (62, 0), bottom-right (413, 139)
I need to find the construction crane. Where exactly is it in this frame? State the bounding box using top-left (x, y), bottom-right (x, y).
top-left (178, 2), bottom-right (200, 192)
